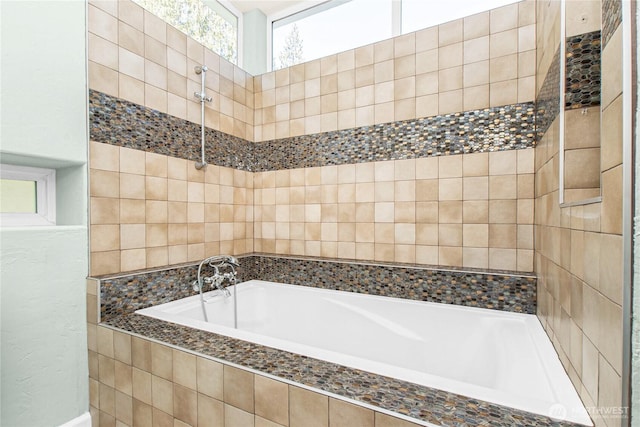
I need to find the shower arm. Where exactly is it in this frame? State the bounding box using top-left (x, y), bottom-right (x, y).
top-left (194, 65), bottom-right (212, 170)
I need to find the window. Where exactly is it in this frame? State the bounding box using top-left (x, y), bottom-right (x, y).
top-left (0, 164), bottom-right (56, 226)
top-left (133, 0), bottom-right (240, 64)
top-left (401, 0), bottom-right (520, 34)
top-left (271, 0), bottom-right (519, 70)
top-left (272, 0), bottom-right (393, 70)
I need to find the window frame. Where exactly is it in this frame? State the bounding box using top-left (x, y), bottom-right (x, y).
top-left (135, 0), bottom-right (243, 66)
top-left (0, 164), bottom-right (56, 226)
top-left (267, 0), bottom-right (519, 71)
top-left (206, 0), bottom-right (244, 67)
top-left (267, 0), bottom-right (327, 71)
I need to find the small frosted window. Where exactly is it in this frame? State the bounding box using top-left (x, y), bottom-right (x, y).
top-left (0, 164), bottom-right (55, 226)
top-left (0, 179), bottom-right (37, 213)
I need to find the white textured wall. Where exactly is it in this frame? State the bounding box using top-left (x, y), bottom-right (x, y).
top-left (0, 1), bottom-right (89, 425)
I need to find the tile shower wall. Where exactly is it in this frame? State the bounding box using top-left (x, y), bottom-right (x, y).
top-left (88, 0), bottom-right (254, 141)
top-left (253, 150), bottom-right (535, 271)
top-left (535, 1), bottom-right (624, 426)
top-left (89, 141), bottom-right (253, 275)
top-left (251, 1), bottom-right (537, 272)
top-left (89, 0), bottom-right (538, 275)
top-left (88, 0), bottom-right (254, 275)
top-left (253, 1), bottom-right (536, 140)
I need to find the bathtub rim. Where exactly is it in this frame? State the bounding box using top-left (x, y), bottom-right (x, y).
top-left (135, 280), bottom-right (592, 426)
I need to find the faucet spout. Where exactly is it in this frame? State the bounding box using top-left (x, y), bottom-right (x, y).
top-left (194, 255), bottom-right (239, 298)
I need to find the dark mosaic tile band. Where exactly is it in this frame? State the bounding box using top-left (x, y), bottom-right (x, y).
top-left (535, 48), bottom-right (561, 142)
top-left (89, 90), bottom-right (535, 173)
top-left (566, 31), bottom-right (601, 110)
top-left (602, 0), bottom-right (622, 47)
top-left (242, 255), bottom-right (536, 314)
top-left (252, 104), bottom-right (535, 171)
top-left (89, 90), bottom-right (255, 171)
top-left (103, 313), bottom-right (581, 427)
top-left (99, 264), bottom-right (199, 321)
top-left (99, 255), bottom-right (536, 321)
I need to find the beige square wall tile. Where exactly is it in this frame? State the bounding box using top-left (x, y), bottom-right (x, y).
top-left (91, 141), bottom-right (120, 172)
top-left (490, 29), bottom-right (518, 59)
top-left (89, 61), bottom-right (118, 96)
top-left (89, 5), bottom-right (118, 43)
top-left (416, 27), bottom-right (438, 52)
top-left (490, 2), bottom-right (519, 33)
top-left (255, 376), bottom-right (289, 426)
top-left (330, 398), bottom-right (373, 427)
top-left (198, 393), bottom-right (224, 427)
top-left (439, 19), bottom-right (463, 46)
top-left (464, 12), bottom-right (490, 40)
top-left (196, 357), bottom-right (223, 400)
top-left (290, 386), bottom-right (328, 427)
top-left (91, 169), bottom-right (120, 198)
top-left (223, 366), bottom-right (254, 413)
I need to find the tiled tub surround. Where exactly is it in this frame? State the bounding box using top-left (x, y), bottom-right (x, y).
top-left (89, 259), bottom-right (589, 427)
top-left (563, 30), bottom-right (602, 202)
top-left (89, 90), bottom-right (255, 171)
top-left (87, 0), bottom-right (538, 277)
top-left (94, 313), bottom-right (584, 427)
top-left (601, 0), bottom-right (622, 47)
top-left (534, 1), bottom-right (624, 426)
top-left (90, 89), bottom-right (535, 171)
top-left (534, 48), bottom-right (560, 142)
top-left (252, 1), bottom-right (536, 142)
top-left (88, 0), bottom-right (254, 142)
top-left (89, 94), bottom-right (537, 275)
top-left (565, 31), bottom-right (601, 110)
top-left (251, 103), bottom-right (534, 171)
top-left (253, 148), bottom-right (535, 271)
top-left (99, 255), bottom-right (537, 321)
top-left (89, 140), bottom-right (254, 276)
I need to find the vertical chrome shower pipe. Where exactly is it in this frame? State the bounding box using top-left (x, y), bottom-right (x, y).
top-left (194, 65), bottom-right (212, 170)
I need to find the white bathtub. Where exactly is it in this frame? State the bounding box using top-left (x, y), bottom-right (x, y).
top-left (136, 280), bottom-right (591, 425)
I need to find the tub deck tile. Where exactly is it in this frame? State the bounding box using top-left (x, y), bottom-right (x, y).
top-left (103, 313), bottom-right (582, 427)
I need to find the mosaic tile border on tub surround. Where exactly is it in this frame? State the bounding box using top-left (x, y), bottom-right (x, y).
top-left (102, 309), bottom-right (579, 426)
top-left (252, 103), bottom-right (535, 171)
top-left (88, 90), bottom-right (255, 171)
top-left (566, 31), bottom-right (601, 110)
top-left (535, 48), bottom-right (561, 142)
top-left (89, 89), bottom-right (535, 172)
top-left (98, 255), bottom-right (536, 321)
top-left (602, 0), bottom-right (622, 47)
top-left (241, 255), bottom-right (536, 313)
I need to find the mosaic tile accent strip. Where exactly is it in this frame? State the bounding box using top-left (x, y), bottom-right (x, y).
top-left (602, 0), bottom-right (622, 47)
top-left (535, 48), bottom-right (561, 142)
top-left (103, 313), bottom-right (582, 427)
top-left (252, 103), bottom-right (536, 171)
top-left (243, 255), bottom-right (536, 314)
top-left (100, 264), bottom-right (199, 321)
top-left (89, 90), bottom-right (255, 171)
top-left (566, 31), bottom-right (601, 110)
top-left (89, 89), bottom-right (535, 172)
top-left (99, 255), bottom-right (536, 321)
